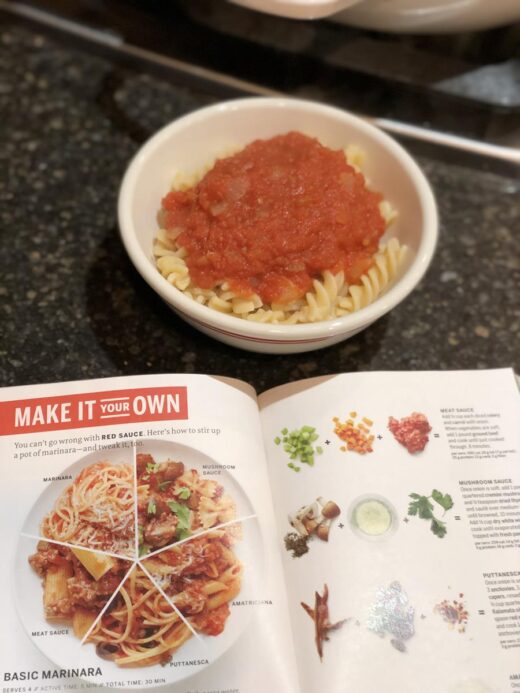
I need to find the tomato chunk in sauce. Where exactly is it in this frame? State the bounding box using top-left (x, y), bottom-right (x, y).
top-left (161, 132), bottom-right (386, 305)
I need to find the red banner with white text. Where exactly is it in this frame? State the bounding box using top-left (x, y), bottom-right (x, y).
top-left (0, 387), bottom-right (188, 435)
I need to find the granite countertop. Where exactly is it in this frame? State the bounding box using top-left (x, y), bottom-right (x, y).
top-left (1, 20), bottom-right (519, 393)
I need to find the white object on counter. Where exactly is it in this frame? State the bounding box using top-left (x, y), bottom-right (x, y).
top-left (228, 0), bottom-right (361, 20)
top-left (228, 0), bottom-right (520, 32)
top-left (333, 0), bottom-right (520, 34)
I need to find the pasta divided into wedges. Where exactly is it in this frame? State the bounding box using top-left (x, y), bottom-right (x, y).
top-left (28, 455), bottom-right (246, 668)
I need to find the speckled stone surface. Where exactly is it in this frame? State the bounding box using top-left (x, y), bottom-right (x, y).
top-left (0, 22), bottom-right (519, 393)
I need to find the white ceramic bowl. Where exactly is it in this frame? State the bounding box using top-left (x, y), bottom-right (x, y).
top-left (118, 97), bottom-right (438, 354)
top-left (228, 0), bottom-right (361, 20)
top-left (228, 0), bottom-right (520, 31)
top-left (334, 0), bottom-right (520, 34)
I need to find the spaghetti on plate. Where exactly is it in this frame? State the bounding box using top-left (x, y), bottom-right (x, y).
top-left (41, 461), bottom-right (135, 558)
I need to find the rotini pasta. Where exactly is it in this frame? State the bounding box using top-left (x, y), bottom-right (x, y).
top-left (154, 138), bottom-right (407, 324)
top-left (154, 234), bottom-right (406, 325)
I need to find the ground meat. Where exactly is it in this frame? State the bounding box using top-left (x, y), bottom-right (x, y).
top-left (45, 595), bottom-right (73, 619)
top-left (102, 569), bottom-right (124, 592)
top-left (67, 571), bottom-right (103, 609)
top-left (29, 542), bottom-right (71, 576)
top-left (388, 412), bottom-right (432, 453)
top-left (64, 558), bottom-right (125, 610)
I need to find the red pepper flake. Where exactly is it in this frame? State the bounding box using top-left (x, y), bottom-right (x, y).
top-left (434, 596), bottom-right (469, 633)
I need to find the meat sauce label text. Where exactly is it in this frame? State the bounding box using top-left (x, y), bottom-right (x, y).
top-left (0, 387), bottom-right (188, 435)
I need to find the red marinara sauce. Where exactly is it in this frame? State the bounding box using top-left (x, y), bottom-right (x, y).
top-left (161, 132), bottom-right (386, 304)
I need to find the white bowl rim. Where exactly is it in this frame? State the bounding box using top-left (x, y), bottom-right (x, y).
top-left (118, 96), bottom-right (438, 340)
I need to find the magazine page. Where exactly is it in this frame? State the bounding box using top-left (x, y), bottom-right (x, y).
top-left (259, 369), bottom-right (520, 693)
top-left (0, 374), bottom-right (299, 693)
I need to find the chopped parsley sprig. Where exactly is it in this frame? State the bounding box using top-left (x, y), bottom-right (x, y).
top-left (138, 525), bottom-right (150, 556)
top-left (408, 489), bottom-right (454, 538)
top-left (167, 500), bottom-right (191, 541)
top-left (176, 487), bottom-right (191, 501)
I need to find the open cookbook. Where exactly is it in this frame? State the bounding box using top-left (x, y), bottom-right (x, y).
top-left (1, 369), bottom-right (519, 693)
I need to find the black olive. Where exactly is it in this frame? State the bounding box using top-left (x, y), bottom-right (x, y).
top-left (96, 642), bottom-right (120, 660)
top-left (142, 640), bottom-right (157, 649)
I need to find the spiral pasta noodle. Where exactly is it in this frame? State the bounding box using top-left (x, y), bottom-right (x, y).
top-left (336, 237), bottom-right (407, 315)
top-left (154, 235), bottom-right (406, 325)
top-left (154, 144), bottom-right (407, 324)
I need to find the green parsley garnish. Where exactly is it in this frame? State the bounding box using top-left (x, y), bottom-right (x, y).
top-left (137, 526), bottom-right (149, 555)
top-left (146, 462), bottom-right (160, 473)
top-left (139, 543), bottom-right (151, 557)
top-left (176, 487), bottom-right (191, 500)
top-left (408, 489), bottom-right (454, 538)
top-left (431, 489), bottom-right (454, 511)
top-left (167, 500), bottom-right (191, 536)
top-left (147, 498), bottom-right (156, 516)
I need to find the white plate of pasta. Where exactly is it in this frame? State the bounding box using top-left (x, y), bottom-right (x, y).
top-left (15, 442), bottom-right (263, 687)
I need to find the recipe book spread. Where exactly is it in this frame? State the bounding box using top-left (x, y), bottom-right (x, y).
top-left (1, 369), bottom-right (519, 693)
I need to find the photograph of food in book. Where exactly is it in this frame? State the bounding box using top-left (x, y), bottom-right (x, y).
top-left (1, 369), bottom-right (518, 692)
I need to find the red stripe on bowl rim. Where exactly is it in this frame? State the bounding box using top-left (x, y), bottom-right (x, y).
top-left (181, 311), bottom-right (333, 344)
